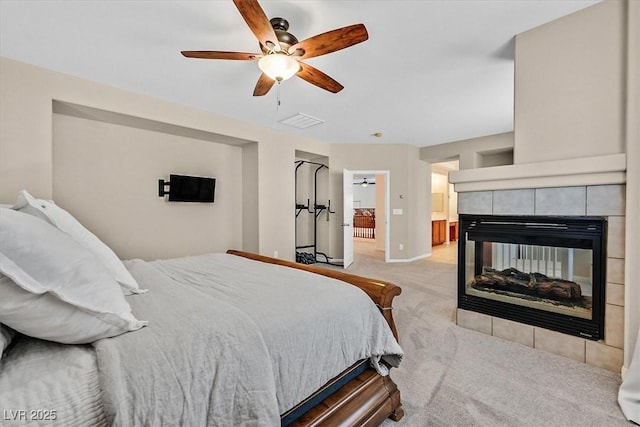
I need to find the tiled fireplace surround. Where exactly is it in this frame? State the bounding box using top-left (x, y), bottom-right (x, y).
top-left (455, 184), bottom-right (625, 373)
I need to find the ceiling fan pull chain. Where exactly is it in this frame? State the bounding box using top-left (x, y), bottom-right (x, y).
top-left (277, 81), bottom-right (281, 111)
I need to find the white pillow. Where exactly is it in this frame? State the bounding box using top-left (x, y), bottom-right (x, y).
top-left (12, 190), bottom-right (145, 295)
top-left (0, 209), bottom-right (147, 344)
top-left (0, 323), bottom-right (14, 359)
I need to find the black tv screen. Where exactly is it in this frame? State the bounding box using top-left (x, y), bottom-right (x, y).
top-left (168, 174), bottom-right (215, 203)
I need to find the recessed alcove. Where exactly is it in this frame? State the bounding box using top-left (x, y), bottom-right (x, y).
top-left (295, 150), bottom-right (330, 263)
top-left (51, 100), bottom-right (259, 259)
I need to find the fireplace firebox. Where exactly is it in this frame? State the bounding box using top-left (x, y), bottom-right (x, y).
top-left (458, 215), bottom-right (606, 340)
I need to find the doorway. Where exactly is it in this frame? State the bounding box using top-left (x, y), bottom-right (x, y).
top-left (343, 169), bottom-right (390, 268)
top-left (431, 160), bottom-right (459, 247)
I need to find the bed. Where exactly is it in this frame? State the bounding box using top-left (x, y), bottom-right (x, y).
top-left (0, 192), bottom-right (404, 426)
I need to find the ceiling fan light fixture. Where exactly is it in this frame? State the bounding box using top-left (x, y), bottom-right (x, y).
top-left (361, 178), bottom-right (369, 187)
top-left (258, 53), bottom-right (299, 82)
top-left (181, 1), bottom-right (369, 96)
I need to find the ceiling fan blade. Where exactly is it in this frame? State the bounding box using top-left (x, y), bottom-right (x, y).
top-left (288, 24), bottom-right (368, 59)
top-left (296, 62), bottom-right (344, 93)
top-left (181, 51), bottom-right (260, 60)
top-left (253, 73), bottom-right (276, 96)
top-left (232, 0), bottom-right (281, 52)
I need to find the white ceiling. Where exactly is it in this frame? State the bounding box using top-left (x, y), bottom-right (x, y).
top-left (0, 0), bottom-right (598, 147)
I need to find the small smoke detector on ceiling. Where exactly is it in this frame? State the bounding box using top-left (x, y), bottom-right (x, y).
top-left (278, 113), bottom-right (325, 129)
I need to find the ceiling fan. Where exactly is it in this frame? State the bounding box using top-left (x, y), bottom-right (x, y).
top-left (355, 178), bottom-right (375, 187)
top-left (181, 0), bottom-right (368, 96)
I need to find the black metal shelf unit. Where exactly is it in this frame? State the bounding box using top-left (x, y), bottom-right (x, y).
top-left (294, 160), bottom-right (336, 265)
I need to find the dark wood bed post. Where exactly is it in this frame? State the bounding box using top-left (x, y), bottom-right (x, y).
top-left (227, 250), bottom-right (404, 425)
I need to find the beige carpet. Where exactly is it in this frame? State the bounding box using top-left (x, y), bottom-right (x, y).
top-left (334, 239), bottom-right (628, 426)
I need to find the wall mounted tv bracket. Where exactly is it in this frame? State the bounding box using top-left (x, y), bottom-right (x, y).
top-left (158, 179), bottom-right (170, 197)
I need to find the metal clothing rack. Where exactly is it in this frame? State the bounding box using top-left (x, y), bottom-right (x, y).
top-left (294, 160), bottom-right (337, 265)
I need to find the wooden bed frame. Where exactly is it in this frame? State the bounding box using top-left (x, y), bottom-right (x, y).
top-left (227, 250), bottom-right (404, 426)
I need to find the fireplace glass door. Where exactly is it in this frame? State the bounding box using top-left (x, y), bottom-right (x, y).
top-left (458, 215), bottom-right (606, 339)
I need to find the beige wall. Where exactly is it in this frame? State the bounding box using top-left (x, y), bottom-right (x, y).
top-left (0, 58), bottom-right (55, 199)
top-left (52, 113), bottom-right (242, 260)
top-left (431, 173), bottom-right (448, 220)
top-left (328, 143), bottom-right (430, 261)
top-left (514, 0), bottom-right (626, 164)
top-left (242, 143), bottom-right (259, 254)
top-left (406, 146), bottom-right (431, 256)
top-left (0, 57), bottom-right (329, 262)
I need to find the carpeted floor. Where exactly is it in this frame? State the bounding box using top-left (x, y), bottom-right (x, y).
top-left (340, 239), bottom-right (629, 426)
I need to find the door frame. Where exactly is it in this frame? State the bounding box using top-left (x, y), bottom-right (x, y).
top-left (344, 169), bottom-right (390, 264)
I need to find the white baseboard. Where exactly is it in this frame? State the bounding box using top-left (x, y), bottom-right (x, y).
top-left (336, 252), bottom-right (433, 264)
top-left (386, 252), bottom-right (432, 263)
top-left (621, 365), bottom-right (628, 379)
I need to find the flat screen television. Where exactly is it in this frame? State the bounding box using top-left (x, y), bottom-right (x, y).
top-left (168, 174), bottom-right (215, 203)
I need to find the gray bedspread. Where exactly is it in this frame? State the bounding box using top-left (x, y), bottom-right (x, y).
top-left (0, 337), bottom-right (106, 426)
top-left (94, 253), bottom-right (402, 426)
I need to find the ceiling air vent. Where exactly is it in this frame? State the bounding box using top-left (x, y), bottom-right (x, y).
top-left (278, 113), bottom-right (325, 129)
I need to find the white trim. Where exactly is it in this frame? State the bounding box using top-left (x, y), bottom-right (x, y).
top-left (386, 252), bottom-right (432, 263)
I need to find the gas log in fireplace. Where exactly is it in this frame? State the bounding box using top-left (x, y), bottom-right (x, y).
top-left (458, 215), bottom-right (606, 340)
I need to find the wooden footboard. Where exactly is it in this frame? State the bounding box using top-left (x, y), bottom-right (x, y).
top-left (285, 361), bottom-right (404, 426)
top-left (227, 250), bottom-right (404, 425)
